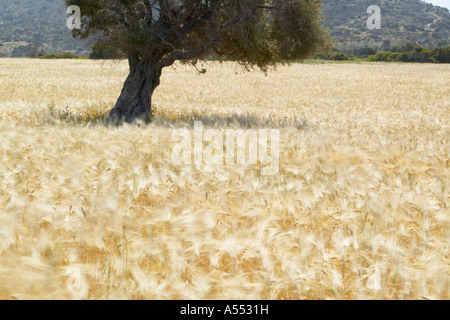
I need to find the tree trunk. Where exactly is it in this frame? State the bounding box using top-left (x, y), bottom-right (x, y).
top-left (108, 54), bottom-right (162, 125)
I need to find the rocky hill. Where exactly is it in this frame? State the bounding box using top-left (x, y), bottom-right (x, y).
top-left (321, 0), bottom-right (450, 53)
top-left (0, 0), bottom-right (449, 57)
top-left (0, 0), bottom-right (89, 57)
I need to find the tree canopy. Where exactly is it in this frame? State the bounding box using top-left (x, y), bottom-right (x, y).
top-left (66, 0), bottom-right (327, 123)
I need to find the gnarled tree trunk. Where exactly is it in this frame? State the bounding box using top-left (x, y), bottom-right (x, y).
top-left (108, 53), bottom-right (163, 125)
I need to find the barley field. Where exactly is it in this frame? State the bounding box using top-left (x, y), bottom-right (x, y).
top-left (0, 58), bottom-right (448, 300)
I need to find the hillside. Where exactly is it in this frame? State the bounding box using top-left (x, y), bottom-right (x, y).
top-left (0, 0), bottom-right (89, 57)
top-left (321, 0), bottom-right (450, 53)
top-left (0, 0), bottom-right (449, 57)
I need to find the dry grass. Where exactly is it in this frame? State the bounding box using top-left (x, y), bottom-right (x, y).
top-left (0, 58), bottom-right (449, 300)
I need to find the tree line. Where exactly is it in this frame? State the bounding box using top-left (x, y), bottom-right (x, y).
top-left (314, 42), bottom-right (450, 63)
top-left (23, 40), bottom-right (450, 64)
top-left (365, 46), bottom-right (450, 63)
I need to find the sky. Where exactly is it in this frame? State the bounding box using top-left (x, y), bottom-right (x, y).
top-left (422, 0), bottom-right (450, 10)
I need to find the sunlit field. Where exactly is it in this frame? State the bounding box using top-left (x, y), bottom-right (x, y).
top-left (0, 58), bottom-right (448, 300)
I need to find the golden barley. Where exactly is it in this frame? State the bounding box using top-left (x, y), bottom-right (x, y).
top-left (0, 58), bottom-right (448, 300)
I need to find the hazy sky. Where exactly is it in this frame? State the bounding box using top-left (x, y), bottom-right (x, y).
top-left (422, 0), bottom-right (450, 10)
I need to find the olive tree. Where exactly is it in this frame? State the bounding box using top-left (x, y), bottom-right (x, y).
top-left (66, 0), bottom-right (326, 124)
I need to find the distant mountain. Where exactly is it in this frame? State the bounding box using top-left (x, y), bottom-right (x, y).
top-left (321, 0), bottom-right (450, 53)
top-left (0, 0), bottom-right (449, 57)
top-left (0, 0), bottom-right (89, 57)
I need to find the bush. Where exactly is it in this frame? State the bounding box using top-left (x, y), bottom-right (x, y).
top-left (40, 52), bottom-right (80, 59)
top-left (365, 52), bottom-right (390, 62)
top-left (357, 47), bottom-right (377, 58)
top-left (387, 52), bottom-right (402, 62)
top-left (364, 46), bottom-right (449, 63)
top-left (332, 52), bottom-right (350, 61)
top-left (313, 50), bottom-right (351, 61)
top-left (403, 46), bottom-right (434, 63)
top-left (431, 46), bottom-right (450, 63)
top-left (390, 42), bottom-right (418, 53)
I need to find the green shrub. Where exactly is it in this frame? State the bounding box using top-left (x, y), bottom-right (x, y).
top-left (365, 52), bottom-right (390, 62)
top-left (431, 46), bottom-right (450, 63)
top-left (89, 43), bottom-right (125, 60)
top-left (404, 47), bottom-right (434, 63)
top-left (331, 52), bottom-right (350, 61)
top-left (313, 50), bottom-right (350, 61)
top-left (314, 52), bottom-right (328, 60)
top-left (62, 52), bottom-right (76, 59)
top-left (357, 47), bottom-right (377, 58)
top-left (364, 46), bottom-right (449, 63)
top-left (39, 52), bottom-right (80, 59)
top-left (386, 52), bottom-right (401, 62)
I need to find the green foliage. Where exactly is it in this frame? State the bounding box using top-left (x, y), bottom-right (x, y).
top-left (314, 50), bottom-right (355, 61)
top-left (364, 46), bottom-right (450, 63)
top-left (40, 52), bottom-right (80, 59)
top-left (430, 46), bottom-right (450, 63)
top-left (89, 43), bottom-right (125, 60)
top-left (66, 0), bottom-right (327, 70)
top-left (2, 0), bottom-right (450, 59)
top-left (390, 42), bottom-right (419, 53)
top-left (357, 47), bottom-right (377, 58)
